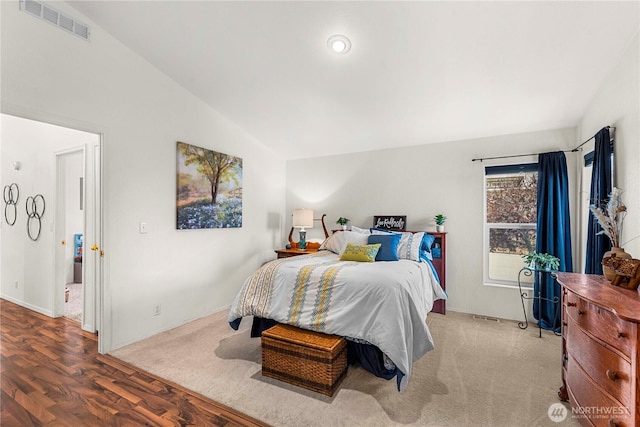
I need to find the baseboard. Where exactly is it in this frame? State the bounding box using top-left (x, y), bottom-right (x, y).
top-left (0, 295), bottom-right (53, 317)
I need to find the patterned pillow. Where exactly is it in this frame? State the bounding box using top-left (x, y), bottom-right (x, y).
top-left (339, 243), bottom-right (381, 262)
top-left (397, 231), bottom-right (424, 262)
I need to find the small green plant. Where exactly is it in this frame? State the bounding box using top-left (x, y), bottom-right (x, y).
top-left (522, 251), bottom-right (560, 271)
top-left (336, 217), bottom-right (350, 226)
top-left (434, 214), bottom-right (446, 226)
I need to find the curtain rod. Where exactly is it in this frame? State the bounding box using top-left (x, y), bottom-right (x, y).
top-left (471, 126), bottom-right (615, 162)
top-left (570, 125), bottom-right (614, 153)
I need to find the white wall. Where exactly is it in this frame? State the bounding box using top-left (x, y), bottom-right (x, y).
top-left (286, 128), bottom-right (577, 321)
top-left (577, 33), bottom-right (639, 263)
top-left (1, 1), bottom-right (286, 351)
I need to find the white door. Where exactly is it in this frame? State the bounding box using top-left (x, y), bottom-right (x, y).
top-left (84, 139), bottom-right (102, 333)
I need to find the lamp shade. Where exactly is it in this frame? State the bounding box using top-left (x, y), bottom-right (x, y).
top-left (292, 209), bottom-right (314, 229)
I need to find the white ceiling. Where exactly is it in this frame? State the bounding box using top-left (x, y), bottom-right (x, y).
top-left (67, 1), bottom-right (639, 159)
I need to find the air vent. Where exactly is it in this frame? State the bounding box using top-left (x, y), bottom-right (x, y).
top-left (20, 0), bottom-right (90, 42)
top-left (472, 315), bottom-right (500, 322)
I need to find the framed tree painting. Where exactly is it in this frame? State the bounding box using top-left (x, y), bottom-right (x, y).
top-left (176, 141), bottom-right (243, 229)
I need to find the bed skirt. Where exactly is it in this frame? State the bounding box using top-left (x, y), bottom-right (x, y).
top-left (251, 317), bottom-right (402, 384)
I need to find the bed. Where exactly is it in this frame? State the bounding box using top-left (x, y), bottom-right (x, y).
top-left (227, 227), bottom-right (447, 391)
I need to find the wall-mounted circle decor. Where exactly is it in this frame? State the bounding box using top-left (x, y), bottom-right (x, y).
top-left (3, 183), bottom-right (19, 226)
top-left (25, 194), bottom-right (45, 241)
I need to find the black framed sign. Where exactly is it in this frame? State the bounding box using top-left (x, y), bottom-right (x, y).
top-left (373, 215), bottom-right (406, 231)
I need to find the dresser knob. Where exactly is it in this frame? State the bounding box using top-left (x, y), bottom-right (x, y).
top-left (578, 310), bottom-right (585, 316)
top-left (567, 302), bottom-right (576, 307)
top-left (617, 331), bottom-right (626, 338)
top-left (563, 322), bottom-right (568, 327)
top-left (563, 354), bottom-right (568, 362)
top-left (608, 420), bottom-right (619, 427)
top-left (606, 369), bottom-right (618, 381)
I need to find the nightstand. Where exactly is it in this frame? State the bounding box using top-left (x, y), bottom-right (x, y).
top-left (274, 248), bottom-right (317, 259)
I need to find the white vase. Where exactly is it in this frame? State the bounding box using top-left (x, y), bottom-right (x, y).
top-left (436, 225), bottom-right (445, 232)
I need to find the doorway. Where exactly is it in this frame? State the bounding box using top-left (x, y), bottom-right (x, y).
top-left (1, 113), bottom-right (103, 348)
top-left (56, 149), bottom-right (84, 323)
top-left (54, 137), bottom-right (101, 333)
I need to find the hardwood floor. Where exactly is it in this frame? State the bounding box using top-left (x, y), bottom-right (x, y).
top-left (0, 299), bottom-right (270, 426)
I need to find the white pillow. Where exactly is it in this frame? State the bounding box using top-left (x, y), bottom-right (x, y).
top-left (370, 229), bottom-right (424, 261)
top-left (320, 231), bottom-right (369, 255)
top-left (350, 225), bottom-right (371, 234)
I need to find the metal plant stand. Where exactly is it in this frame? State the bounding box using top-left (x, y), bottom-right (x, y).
top-left (518, 266), bottom-right (560, 338)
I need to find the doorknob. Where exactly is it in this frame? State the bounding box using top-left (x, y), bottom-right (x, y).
top-left (61, 240), bottom-right (66, 246)
top-left (91, 244), bottom-right (99, 251)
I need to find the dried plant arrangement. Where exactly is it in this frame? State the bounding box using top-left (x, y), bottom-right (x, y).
top-left (590, 187), bottom-right (627, 248)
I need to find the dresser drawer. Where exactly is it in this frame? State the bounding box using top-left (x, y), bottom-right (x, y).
top-left (565, 290), bottom-right (635, 358)
top-left (567, 354), bottom-right (632, 427)
top-left (567, 317), bottom-right (632, 407)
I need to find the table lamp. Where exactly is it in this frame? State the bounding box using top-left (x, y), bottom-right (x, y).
top-left (292, 208), bottom-right (314, 250)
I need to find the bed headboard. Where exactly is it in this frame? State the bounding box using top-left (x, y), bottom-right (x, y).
top-left (426, 232), bottom-right (447, 315)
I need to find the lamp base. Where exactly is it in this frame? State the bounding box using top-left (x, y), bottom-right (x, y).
top-left (298, 230), bottom-right (307, 250)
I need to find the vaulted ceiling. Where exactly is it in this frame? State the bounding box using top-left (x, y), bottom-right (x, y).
top-left (68, 1), bottom-right (639, 159)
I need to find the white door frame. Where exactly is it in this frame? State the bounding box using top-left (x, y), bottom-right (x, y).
top-left (85, 139), bottom-right (102, 334)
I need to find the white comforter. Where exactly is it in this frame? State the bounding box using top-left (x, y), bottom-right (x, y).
top-left (227, 251), bottom-right (447, 391)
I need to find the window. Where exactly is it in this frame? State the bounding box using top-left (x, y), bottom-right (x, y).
top-left (484, 164), bottom-right (538, 287)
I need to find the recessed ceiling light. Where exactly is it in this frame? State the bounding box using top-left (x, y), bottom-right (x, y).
top-left (327, 35), bottom-right (351, 54)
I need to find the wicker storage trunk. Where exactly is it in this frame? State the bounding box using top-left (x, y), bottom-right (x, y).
top-left (261, 324), bottom-right (347, 396)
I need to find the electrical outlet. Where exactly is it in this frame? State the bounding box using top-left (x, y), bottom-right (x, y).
top-left (153, 305), bottom-right (161, 316)
top-left (139, 222), bottom-right (148, 234)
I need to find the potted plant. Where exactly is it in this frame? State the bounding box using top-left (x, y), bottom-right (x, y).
top-left (522, 251), bottom-right (560, 271)
top-left (590, 187), bottom-right (632, 280)
top-left (434, 214), bottom-right (446, 232)
top-left (336, 217), bottom-right (350, 231)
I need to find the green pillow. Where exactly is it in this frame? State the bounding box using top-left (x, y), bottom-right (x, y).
top-left (340, 243), bottom-right (381, 262)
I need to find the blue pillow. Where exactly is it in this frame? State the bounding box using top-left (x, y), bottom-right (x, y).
top-left (421, 234), bottom-right (436, 261)
top-left (421, 234), bottom-right (435, 252)
top-left (368, 233), bottom-right (401, 261)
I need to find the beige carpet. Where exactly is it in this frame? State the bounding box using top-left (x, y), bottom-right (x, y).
top-left (64, 282), bottom-right (83, 323)
top-left (111, 310), bottom-right (581, 427)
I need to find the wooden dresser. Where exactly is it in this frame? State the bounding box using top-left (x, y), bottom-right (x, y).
top-left (556, 273), bottom-right (640, 427)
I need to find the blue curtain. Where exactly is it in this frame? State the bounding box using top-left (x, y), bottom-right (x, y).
top-left (534, 152), bottom-right (573, 331)
top-left (585, 127), bottom-right (613, 274)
